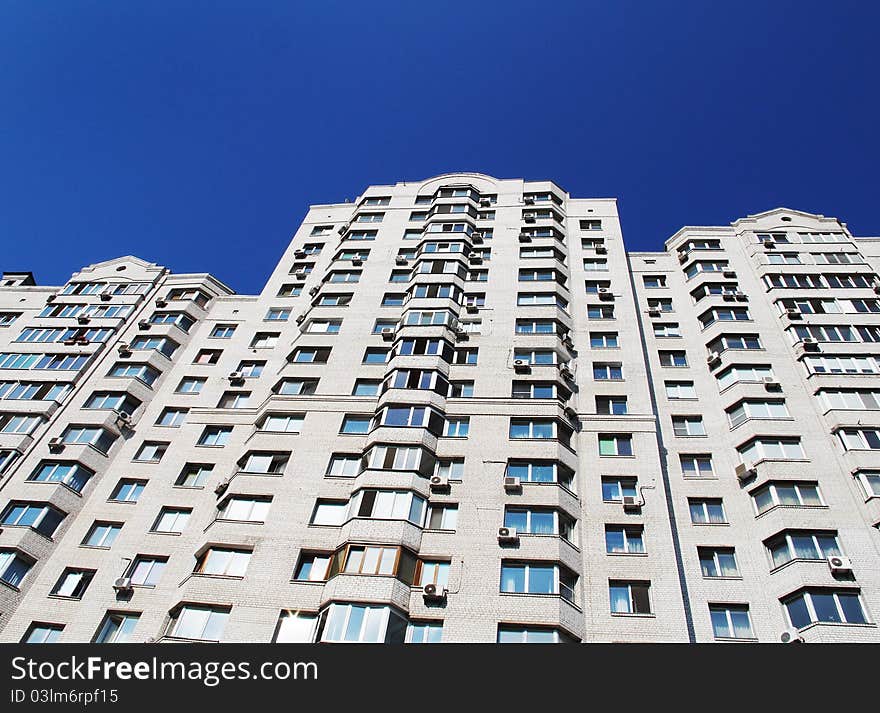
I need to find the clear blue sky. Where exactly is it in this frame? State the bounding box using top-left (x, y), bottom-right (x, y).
top-left (1, 1), bottom-right (877, 294)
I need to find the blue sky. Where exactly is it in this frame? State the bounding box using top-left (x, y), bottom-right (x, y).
top-left (1, 1), bottom-right (877, 294)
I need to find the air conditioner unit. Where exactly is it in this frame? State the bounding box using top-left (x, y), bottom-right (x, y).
top-left (117, 342), bottom-right (131, 356)
top-left (294, 271), bottom-right (307, 280)
top-left (523, 213), bottom-right (536, 223)
top-left (504, 476), bottom-right (522, 493)
top-left (155, 299), bottom-right (167, 308)
top-left (498, 527), bottom-right (519, 544)
top-left (471, 233), bottom-right (484, 244)
top-left (559, 364), bottom-right (574, 381)
top-left (479, 198), bottom-right (491, 207)
top-left (352, 257), bottom-right (363, 266)
top-left (722, 292), bottom-right (736, 302)
top-left (622, 495), bottom-right (642, 512)
top-left (214, 479), bottom-right (230, 496)
top-left (466, 303), bottom-right (479, 314)
top-left (513, 359), bottom-right (531, 373)
top-left (518, 233), bottom-right (532, 243)
top-left (707, 352), bottom-right (721, 366)
top-left (598, 289), bottom-right (614, 301)
top-left (381, 328), bottom-right (396, 342)
top-left (337, 223), bottom-right (350, 235)
top-left (735, 462), bottom-right (757, 483)
top-left (873, 281), bottom-right (880, 295)
top-left (99, 292), bottom-right (112, 301)
top-left (827, 555), bottom-right (853, 575)
top-left (678, 251), bottom-right (688, 263)
top-left (76, 315), bottom-right (90, 324)
top-left (763, 241), bottom-right (776, 250)
top-left (63, 338), bottom-right (78, 346)
top-left (395, 256), bottom-right (408, 265)
top-left (563, 406), bottom-right (578, 421)
top-left (468, 253), bottom-right (483, 264)
top-left (295, 313), bottom-right (307, 324)
top-left (308, 286), bottom-right (320, 297)
top-left (429, 475), bottom-right (450, 492)
top-left (785, 308), bottom-right (802, 319)
top-left (422, 583), bottom-right (448, 602)
top-left (595, 245), bottom-right (607, 254)
top-left (75, 337), bottom-right (89, 346)
top-left (523, 196), bottom-right (535, 205)
top-left (733, 291), bottom-right (746, 299)
top-left (801, 337), bottom-right (820, 351)
top-left (648, 308), bottom-right (661, 318)
top-left (138, 319), bottom-right (151, 330)
top-left (46, 294), bottom-right (56, 303)
top-left (48, 437), bottom-right (65, 452)
top-left (723, 270), bottom-right (737, 278)
top-left (763, 376), bottom-right (781, 390)
top-left (562, 335), bottom-right (574, 349)
top-left (294, 249), bottom-right (306, 259)
top-left (780, 629), bottom-right (804, 644)
top-left (112, 577), bottom-right (133, 592)
top-left (116, 411), bottom-right (132, 427)
top-left (228, 371), bottom-right (245, 384)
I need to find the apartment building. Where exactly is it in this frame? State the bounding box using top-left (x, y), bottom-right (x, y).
top-left (0, 173), bottom-right (878, 643)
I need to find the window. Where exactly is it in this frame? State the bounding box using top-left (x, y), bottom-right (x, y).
top-left (497, 626), bottom-right (575, 643)
top-left (609, 581), bottom-right (651, 614)
top-left (363, 347), bottom-right (390, 364)
top-left (605, 525), bottom-right (645, 554)
top-left (131, 335), bottom-right (178, 358)
top-left (587, 304), bottom-right (615, 320)
top-left (783, 589), bottom-right (868, 629)
top-left (653, 322), bottom-right (681, 338)
top-left (236, 361), bottom-right (264, 378)
top-left (210, 324), bottom-right (236, 338)
top-left (306, 319), bottom-right (341, 334)
top-left (689, 498), bottom-right (726, 524)
top-left (727, 399), bottom-right (789, 427)
top-left (599, 434), bottom-right (633, 456)
top-left (601, 477), bottom-right (638, 502)
top-left (500, 562), bottom-right (576, 602)
top-left (277, 283), bottom-right (302, 297)
top-left (436, 458), bottom-right (464, 481)
top-left (699, 547), bottom-right (739, 577)
top-left (517, 292), bottom-right (568, 309)
top-left (665, 381), bottom-right (696, 400)
top-left (218, 496), bottom-right (271, 523)
top-left (580, 219), bottom-right (602, 230)
top-left (710, 605), bottom-right (754, 639)
top-left (680, 454), bottom-right (714, 478)
top-left (352, 379), bottom-right (381, 396)
top-left (317, 603), bottom-right (407, 643)
top-left (84, 391), bottom-right (141, 413)
top-left (340, 415), bottom-right (371, 434)
top-left (854, 471), bottom-right (880, 499)
top-left (509, 418), bottom-right (555, 439)
top-left (168, 605), bottom-right (230, 641)
top-left (1, 502), bottom-right (65, 537)
top-left (327, 454), bottom-right (362, 478)
top-left (156, 407), bottom-right (188, 427)
top-left (453, 348), bottom-right (478, 365)
top-left (82, 521), bottom-right (122, 548)
top-left (195, 547), bottom-right (251, 577)
top-left (273, 611), bottom-right (318, 643)
top-left (28, 461), bottom-right (94, 492)
top-left (372, 319), bottom-right (398, 334)
top-left (583, 258), bottom-right (608, 271)
top-left (672, 416), bottom-right (705, 437)
top-left (176, 463), bottom-right (213, 487)
top-left (22, 623), bottom-right (63, 643)
top-left (659, 350), bottom-right (688, 367)
top-left (198, 426), bottom-right (232, 446)
top-left (507, 460), bottom-right (575, 489)
top-left (444, 417), bottom-right (470, 437)
top-left (250, 332), bottom-right (279, 349)
top-left (0, 549), bottom-right (33, 588)
top-left (57, 425), bottom-right (117, 453)
top-left (51, 568), bottom-right (95, 598)
top-left (425, 503), bottom-right (458, 530)
top-left (194, 349), bottom-right (222, 365)
top-left (512, 381), bottom-right (557, 399)
top-left (765, 530), bottom-right (840, 568)
top-left (590, 332), bottom-right (618, 348)
top-left (504, 508), bottom-right (574, 540)
top-left (381, 292), bottom-right (406, 307)
top-left (0, 413), bottom-right (42, 435)
top-left (152, 507), bottom-right (191, 534)
top-left (260, 308), bottom-right (288, 323)
top-left (838, 428), bottom-right (880, 451)
top-left (108, 363), bottom-right (160, 385)
top-left (448, 380), bottom-right (474, 397)
top-left (175, 377), bottom-right (206, 395)
top-left (311, 500), bottom-right (348, 526)
top-left (239, 451), bottom-right (290, 474)
top-left (407, 621), bottom-right (443, 644)
top-left (110, 479), bottom-right (146, 503)
top-left (596, 396), bottom-right (628, 415)
top-left (276, 378), bottom-right (319, 395)
top-left (643, 275), bottom-right (666, 288)
top-left (716, 364), bottom-right (774, 390)
top-left (294, 552), bottom-right (332, 581)
top-left (260, 414), bottom-right (304, 433)
top-left (738, 438), bottom-right (804, 462)
top-left (593, 362), bottom-right (623, 380)
top-left (129, 556), bottom-right (167, 586)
